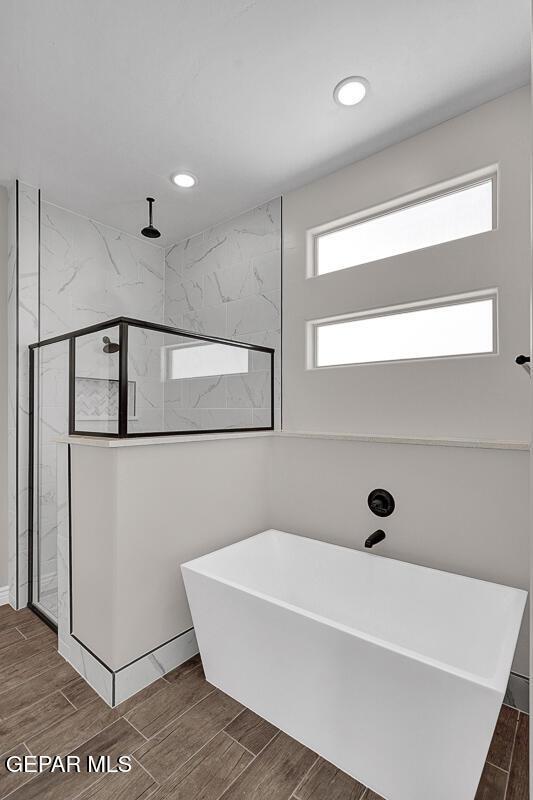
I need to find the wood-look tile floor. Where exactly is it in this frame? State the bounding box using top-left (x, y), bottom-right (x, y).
top-left (0, 606), bottom-right (528, 800)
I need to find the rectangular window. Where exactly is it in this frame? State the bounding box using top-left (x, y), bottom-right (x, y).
top-left (169, 341), bottom-right (249, 380)
top-left (313, 177), bottom-right (494, 276)
top-left (311, 293), bottom-right (496, 368)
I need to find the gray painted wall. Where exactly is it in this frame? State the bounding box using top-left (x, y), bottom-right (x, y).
top-left (0, 187), bottom-right (8, 587)
top-left (269, 436), bottom-right (529, 675)
top-left (281, 89), bottom-right (530, 675)
top-left (283, 87), bottom-right (530, 441)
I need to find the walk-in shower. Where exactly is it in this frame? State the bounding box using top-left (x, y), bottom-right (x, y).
top-left (28, 317), bottom-right (275, 627)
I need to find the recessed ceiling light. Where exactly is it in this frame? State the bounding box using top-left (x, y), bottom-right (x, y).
top-left (333, 77), bottom-right (369, 107)
top-left (171, 172), bottom-right (198, 188)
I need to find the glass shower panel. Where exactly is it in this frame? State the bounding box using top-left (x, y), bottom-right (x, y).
top-left (127, 326), bottom-right (165, 434)
top-left (73, 325), bottom-right (121, 434)
top-left (31, 339), bottom-right (70, 624)
top-left (129, 325), bottom-right (273, 434)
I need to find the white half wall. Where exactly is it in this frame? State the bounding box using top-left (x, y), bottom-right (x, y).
top-left (68, 431), bottom-right (528, 679)
top-left (70, 435), bottom-right (271, 670)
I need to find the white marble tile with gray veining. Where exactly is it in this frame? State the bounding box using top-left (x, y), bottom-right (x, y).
top-left (227, 290), bottom-right (280, 338)
top-left (166, 272), bottom-right (204, 313)
top-left (114, 629), bottom-right (198, 707)
top-left (163, 198), bottom-right (282, 432)
top-left (164, 406), bottom-right (203, 432)
top-left (203, 259), bottom-right (252, 306)
top-left (227, 370), bottom-right (271, 409)
top-left (182, 375), bottom-right (227, 409)
top-left (252, 408), bottom-right (272, 427)
top-left (204, 249), bottom-right (280, 307)
top-left (164, 302), bottom-right (184, 329)
top-left (165, 239), bottom-right (185, 276)
top-left (199, 408), bottom-right (254, 429)
top-left (164, 380), bottom-right (182, 405)
top-left (183, 305), bottom-right (227, 338)
top-left (182, 230), bottom-right (235, 278)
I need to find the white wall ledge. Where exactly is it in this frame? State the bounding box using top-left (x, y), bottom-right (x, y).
top-left (277, 432), bottom-right (530, 450)
top-left (59, 431), bottom-right (275, 448)
top-left (59, 431), bottom-right (530, 451)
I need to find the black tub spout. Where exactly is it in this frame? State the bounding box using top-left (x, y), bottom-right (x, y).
top-left (365, 530), bottom-right (386, 548)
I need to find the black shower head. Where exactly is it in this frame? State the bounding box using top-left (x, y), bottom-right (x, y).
top-left (102, 336), bottom-right (120, 354)
top-left (141, 197), bottom-right (161, 239)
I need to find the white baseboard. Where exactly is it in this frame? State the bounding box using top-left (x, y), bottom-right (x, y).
top-left (0, 586), bottom-right (10, 606)
top-left (60, 626), bottom-right (198, 708)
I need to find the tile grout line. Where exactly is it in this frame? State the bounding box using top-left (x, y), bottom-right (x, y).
top-left (1, 780), bottom-right (38, 800)
top-left (0, 637), bottom-right (53, 667)
top-left (49, 715), bottom-right (132, 768)
top-left (120, 672), bottom-right (206, 724)
top-left (222, 728), bottom-right (256, 758)
top-left (0, 687), bottom-right (78, 744)
top-left (292, 756), bottom-right (320, 800)
top-left (131, 753), bottom-right (159, 786)
top-left (136, 706), bottom-right (253, 798)
top-left (0, 745), bottom-right (37, 800)
top-left (121, 716), bottom-right (149, 742)
top-left (0, 742), bottom-right (25, 760)
top-left (291, 754), bottom-right (320, 800)
top-left (212, 727), bottom-right (292, 800)
top-left (503, 712), bottom-right (521, 800)
top-left (0, 670), bottom-right (83, 722)
top-left (52, 717), bottom-right (159, 800)
top-left (23, 717), bottom-right (156, 800)
top-left (210, 732), bottom-right (269, 800)
top-left (60, 691), bottom-right (78, 710)
top-left (215, 713), bottom-right (286, 797)
top-left (485, 759), bottom-right (510, 774)
top-left (129, 687), bottom-right (218, 756)
top-left (160, 659), bottom-right (201, 684)
top-left (13, 627), bottom-right (27, 640)
top-left (0, 651), bottom-right (65, 697)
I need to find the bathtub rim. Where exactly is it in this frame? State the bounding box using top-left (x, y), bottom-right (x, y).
top-left (181, 529), bottom-right (527, 695)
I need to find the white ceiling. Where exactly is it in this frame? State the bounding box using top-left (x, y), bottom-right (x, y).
top-left (0, 0), bottom-right (529, 245)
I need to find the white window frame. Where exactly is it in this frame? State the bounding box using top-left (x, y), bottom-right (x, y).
top-left (306, 166), bottom-right (498, 278)
top-left (307, 290), bottom-right (498, 370)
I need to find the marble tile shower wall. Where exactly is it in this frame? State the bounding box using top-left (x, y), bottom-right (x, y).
top-left (36, 201), bottom-right (165, 618)
top-left (164, 199), bottom-right (281, 430)
top-left (40, 201), bottom-right (166, 433)
top-left (10, 191), bottom-right (281, 612)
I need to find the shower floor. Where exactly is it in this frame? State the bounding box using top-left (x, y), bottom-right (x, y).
top-left (0, 605), bottom-right (528, 800)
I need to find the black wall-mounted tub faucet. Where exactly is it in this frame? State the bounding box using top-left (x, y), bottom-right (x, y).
top-left (365, 530), bottom-right (386, 548)
top-left (368, 489), bottom-right (395, 517)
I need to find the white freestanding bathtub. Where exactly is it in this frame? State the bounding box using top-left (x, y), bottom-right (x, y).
top-left (181, 530), bottom-right (526, 800)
